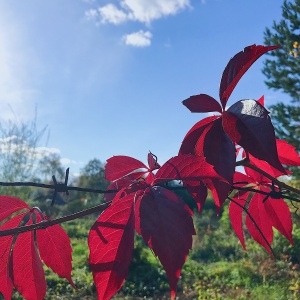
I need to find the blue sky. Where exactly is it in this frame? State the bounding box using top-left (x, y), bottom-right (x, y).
top-left (0, 0), bottom-right (291, 176)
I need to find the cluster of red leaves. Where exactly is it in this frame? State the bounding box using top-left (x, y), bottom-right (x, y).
top-left (87, 44), bottom-right (300, 299)
top-left (0, 196), bottom-right (74, 300)
top-left (88, 153), bottom-right (223, 300)
top-left (230, 140), bottom-right (300, 256)
top-left (0, 44), bottom-right (300, 300)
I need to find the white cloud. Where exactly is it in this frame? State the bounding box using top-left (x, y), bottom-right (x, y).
top-left (99, 4), bottom-right (129, 25)
top-left (85, 0), bottom-right (191, 47)
top-left (85, 8), bottom-right (99, 22)
top-left (122, 30), bottom-right (152, 47)
top-left (60, 157), bottom-right (78, 165)
top-left (95, 0), bottom-right (191, 25)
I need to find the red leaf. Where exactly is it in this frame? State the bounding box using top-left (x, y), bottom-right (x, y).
top-left (192, 118), bottom-right (235, 212)
top-left (148, 152), bottom-right (160, 170)
top-left (263, 195), bottom-right (293, 245)
top-left (184, 180), bottom-right (208, 213)
top-left (0, 213), bottom-right (26, 300)
top-left (135, 187), bottom-right (195, 299)
top-left (246, 193), bottom-right (273, 256)
top-left (105, 156), bottom-right (148, 181)
top-left (246, 153), bottom-right (287, 179)
top-left (229, 191), bottom-right (250, 250)
top-left (0, 196), bottom-right (30, 222)
top-left (182, 94), bottom-right (222, 113)
top-left (155, 154), bottom-right (224, 183)
top-left (233, 171), bottom-right (253, 185)
top-left (223, 100), bottom-right (285, 173)
top-left (88, 193), bottom-right (135, 300)
top-left (276, 139), bottom-right (300, 166)
top-left (12, 216), bottom-right (47, 300)
top-left (219, 44), bottom-right (279, 108)
top-left (195, 117), bottom-right (235, 183)
top-left (35, 214), bottom-right (75, 288)
top-left (179, 116), bottom-right (219, 155)
top-left (104, 172), bottom-right (147, 202)
top-left (203, 179), bottom-right (232, 214)
top-left (257, 95), bottom-right (264, 106)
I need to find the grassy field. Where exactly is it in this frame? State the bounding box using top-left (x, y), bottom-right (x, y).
top-left (6, 196), bottom-right (300, 300)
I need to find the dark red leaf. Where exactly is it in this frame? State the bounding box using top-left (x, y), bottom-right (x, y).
top-left (135, 187), bottom-right (195, 299)
top-left (88, 193), bottom-right (135, 300)
top-left (246, 193), bottom-right (273, 256)
top-left (223, 100), bottom-right (285, 173)
top-left (179, 116), bottom-right (219, 155)
top-left (276, 139), bottom-right (300, 166)
top-left (35, 214), bottom-right (75, 288)
top-left (182, 94), bottom-right (222, 113)
top-left (229, 191), bottom-right (250, 250)
top-left (195, 117), bottom-right (235, 183)
top-left (191, 118), bottom-right (235, 212)
top-left (148, 152), bottom-right (160, 170)
top-left (0, 213), bottom-right (26, 300)
top-left (0, 196), bottom-right (30, 222)
top-left (12, 216), bottom-right (47, 300)
top-left (105, 156), bottom-right (148, 181)
top-left (219, 44), bottom-right (280, 108)
top-left (155, 154), bottom-right (224, 183)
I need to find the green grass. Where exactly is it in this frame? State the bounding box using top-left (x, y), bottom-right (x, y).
top-left (4, 198), bottom-right (300, 299)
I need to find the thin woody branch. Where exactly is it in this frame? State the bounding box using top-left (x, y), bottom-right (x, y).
top-left (236, 158), bottom-right (300, 195)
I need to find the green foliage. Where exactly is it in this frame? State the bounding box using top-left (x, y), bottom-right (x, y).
top-left (9, 196), bottom-right (297, 300)
top-left (263, 0), bottom-right (300, 178)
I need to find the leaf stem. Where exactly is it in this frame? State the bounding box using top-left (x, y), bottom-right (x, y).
top-left (236, 159), bottom-right (300, 195)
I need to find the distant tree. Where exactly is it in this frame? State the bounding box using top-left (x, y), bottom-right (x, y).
top-left (263, 0), bottom-right (300, 178)
top-left (0, 117), bottom-right (48, 197)
top-left (38, 153), bottom-right (65, 182)
top-left (77, 158), bottom-right (109, 204)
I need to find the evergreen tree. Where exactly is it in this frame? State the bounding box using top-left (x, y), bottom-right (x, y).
top-left (263, 0), bottom-right (300, 178)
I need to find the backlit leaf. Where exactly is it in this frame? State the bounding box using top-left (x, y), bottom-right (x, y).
top-left (135, 187), bottom-right (195, 299)
top-left (105, 156), bottom-right (148, 182)
top-left (36, 214), bottom-right (75, 288)
top-left (246, 193), bottom-right (273, 256)
top-left (0, 213), bottom-right (26, 300)
top-left (229, 191), bottom-right (249, 250)
top-left (179, 116), bottom-right (219, 155)
top-left (0, 196), bottom-right (30, 222)
top-left (88, 193), bottom-right (135, 300)
top-left (219, 44), bottom-right (279, 108)
top-left (155, 154), bottom-right (224, 183)
top-left (263, 193), bottom-right (293, 245)
top-left (12, 216), bottom-right (47, 300)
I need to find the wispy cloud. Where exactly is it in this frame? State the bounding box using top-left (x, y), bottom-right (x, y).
top-left (85, 0), bottom-right (191, 46)
top-left (122, 30), bottom-right (152, 47)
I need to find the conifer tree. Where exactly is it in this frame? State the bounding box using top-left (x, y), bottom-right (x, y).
top-left (263, 0), bottom-right (300, 178)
